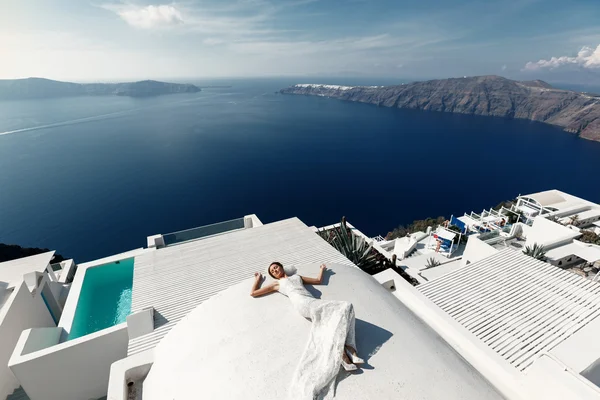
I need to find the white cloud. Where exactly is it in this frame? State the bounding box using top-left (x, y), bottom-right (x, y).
top-left (102, 4), bottom-right (184, 29)
top-left (524, 45), bottom-right (600, 70)
top-left (501, 64), bottom-right (507, 71)
top-left (203, 38), bottom-right (226, 46)
top-left (228, 34), bottom-right (400, 56)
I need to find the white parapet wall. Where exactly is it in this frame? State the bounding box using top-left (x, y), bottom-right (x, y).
top-left (0, 281), bottom-right (55, 400)
top-left (244, 214), bottom-right (263, 228)
top-left (57, 259), bottom-right (76, 284)
top-left (146, 234), bottom-right (165, 249)
top-left (107, 350), bottom-right (155, 400)
top-left (9, 323), bottom-right (129, 400)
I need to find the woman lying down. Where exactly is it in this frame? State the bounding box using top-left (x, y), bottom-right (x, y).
top-left (251, 262), bottom-right (363, 400)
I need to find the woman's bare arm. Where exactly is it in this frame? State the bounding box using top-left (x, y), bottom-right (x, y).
top-left (301, 264), bottom-right (327, 285)
top-left (250, 273), bottom-right (278, 297)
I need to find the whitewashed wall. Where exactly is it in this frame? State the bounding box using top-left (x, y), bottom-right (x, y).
top-left (461, 236), bottom-right (498, 267)
top-left (9, 323), bottom-right (129, 400)
top-left (0, 282), bottom-right (55, 399)
top-left (526, 217), bottom-right (580, 249)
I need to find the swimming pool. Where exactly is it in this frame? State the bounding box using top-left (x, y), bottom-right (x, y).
top-left (68, 258), bottom-right (134, 340)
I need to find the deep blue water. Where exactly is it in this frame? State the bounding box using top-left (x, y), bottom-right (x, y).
top-left (2, 78), bottom-right (600, 262)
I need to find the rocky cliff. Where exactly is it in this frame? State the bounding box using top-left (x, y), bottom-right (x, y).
top-left (280, 76), bottom-right (600, 142)
top-left (0, 243), bottom-right (66, 263)
top-left (0, 78), bottom-right (201, 99)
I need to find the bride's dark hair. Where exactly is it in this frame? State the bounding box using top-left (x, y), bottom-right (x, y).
top-left (268, 261), bottom-right (284, 279)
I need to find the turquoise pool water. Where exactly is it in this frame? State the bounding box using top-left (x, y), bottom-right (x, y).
top-left (68, 258), bottom-right (134, 340)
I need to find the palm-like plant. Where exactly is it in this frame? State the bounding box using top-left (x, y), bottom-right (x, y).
top-left (425, 257), bottom-right (441, 268)
top-left (569, 214), bottom-right (581, 226)
top-left (317, 217), bottom-right (381, 273)
top-left (523, 243), bottom-right (547, 261)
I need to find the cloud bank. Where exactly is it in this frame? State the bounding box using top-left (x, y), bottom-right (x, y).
top-left (102, 4), bottom-right (184, 29)
top-left (524, 45), bottom-right (600, 70)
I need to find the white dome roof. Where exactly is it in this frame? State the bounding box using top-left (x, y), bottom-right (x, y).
top-left (143, 263), bottom-right (503, 399)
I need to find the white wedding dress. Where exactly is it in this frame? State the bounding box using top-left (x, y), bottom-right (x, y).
top-left (278, 274), bottom-right (357, 400)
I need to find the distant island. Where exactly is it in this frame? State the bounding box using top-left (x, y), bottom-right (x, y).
top-left (0, 78), bottom-right (201, 99)
top-left (280, 76), bottom-right (600, 142)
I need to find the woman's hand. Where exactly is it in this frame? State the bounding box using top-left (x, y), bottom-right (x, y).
top-left (251, 272), bottom-right (277, 297)
top-left (300, 264), bottom-right (327, 286)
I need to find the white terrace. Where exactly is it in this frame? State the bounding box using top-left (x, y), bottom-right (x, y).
top-left (138, 263), bottom-right (504, 400)
top-left (128, 217), bottom-right (354, 355)
top-left (419, 250), bottom-right (600, 372)
top-left (517, 190), bottom-right (600, 227)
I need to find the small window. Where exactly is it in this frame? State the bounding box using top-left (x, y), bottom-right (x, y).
top-left (558, 261), bottom-right (563, 266)
top-left (568, 257), bottom-right (572, 262)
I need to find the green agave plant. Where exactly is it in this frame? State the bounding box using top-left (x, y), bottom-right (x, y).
top-left (317, 217), bottom-right (382, 273)
top-left (569, 214), bottom-right (580, 226)
top-left (425, 257), bottom-right (441, 268)
top-left (523, 243), bottom-right (547, 261)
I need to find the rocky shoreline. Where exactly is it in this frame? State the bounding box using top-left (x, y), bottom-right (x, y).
top-left (280, 76), bottom-right (600, 142)
top-left (0, 243), bottom-right (66, 263)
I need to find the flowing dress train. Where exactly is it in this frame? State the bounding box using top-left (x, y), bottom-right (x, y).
top-left (278, 274), bottom-right (357, 400)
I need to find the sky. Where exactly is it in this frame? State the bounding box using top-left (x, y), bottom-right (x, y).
top-left (1, 0), bottom-right (600, 82)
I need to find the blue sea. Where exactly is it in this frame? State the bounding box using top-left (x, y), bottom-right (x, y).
top-left (2, 77), bottom-right (600, 262)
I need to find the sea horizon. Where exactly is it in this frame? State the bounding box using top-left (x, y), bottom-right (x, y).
top-left (2, 77), bottom-right (600, 262)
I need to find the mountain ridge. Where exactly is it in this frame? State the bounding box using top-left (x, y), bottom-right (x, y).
top-left (0, 77), bottom-right (201, 99)
top-left (280, 75), bottom-right (600, 142)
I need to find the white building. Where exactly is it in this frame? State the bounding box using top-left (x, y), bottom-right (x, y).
top-left (415, 249), bottom-right (600, 399)
top-left (0, 251), bottom-right (73, 399)
top-left (5, 189), bottom-right (600, 400)
top-left (109, 216), bottom-right (505, 400)
top-left (515, 190), bottom-right (600, 226)
top-left (462, 190), bottom-right (600, 275)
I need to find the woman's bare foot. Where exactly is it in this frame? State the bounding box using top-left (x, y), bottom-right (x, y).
top-left (342, 351), bottom-right (353, 364)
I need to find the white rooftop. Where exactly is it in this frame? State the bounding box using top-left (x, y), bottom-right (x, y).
top-left (525, 216), bottom-right (581, 248)
top-left (420, 259), bottom-right (464, 281)
top-left (527, 190), bottom-right (568, 207)
top-left (520, 189), bottom-right (598, 211)
top-left (418, 249), bottom-right (600, 371)
top-left (142, 263), bottom-right (504, 400)
top-left (0, 251), bottom-right (54, 288)
top-left (128, 218), bottom-right (354, 355)
top-left (577, 209), bottom-right (600, 221)
top-left (546, 241), bottom-right (600, 263)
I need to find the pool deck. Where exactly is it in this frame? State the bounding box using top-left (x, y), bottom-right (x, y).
top-left (128, 217), bottom-right (354, 355)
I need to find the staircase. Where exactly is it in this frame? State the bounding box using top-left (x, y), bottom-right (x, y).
top-left (6, 387), bottom-right (29, 400)
top-left (404, 248), bottom-right (422, 259)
